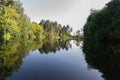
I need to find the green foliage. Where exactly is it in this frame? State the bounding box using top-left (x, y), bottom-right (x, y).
top-left (0, 0), bottom-right (45, 40)
top-left (39, 19), bottom-right (73, 39)
top-left (31, 23), bottom-right (44, 39)
top-left (74, 30), bottom-right (83, 40)
top-left (83, 1), bottom-right (120, 79)
top-left (0, 0), bottom-right (73, 40)
top-left (0, 5), bottom-right (20, 39)
top-left (3, 32), bottom-right (10, 40)
top-left (0, 0), bottom-right (75, 41)
top-left (84, 0), bottom-right (120, 42)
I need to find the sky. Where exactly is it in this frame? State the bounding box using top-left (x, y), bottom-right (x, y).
top-left (20, 0), bottom-right (111, 33)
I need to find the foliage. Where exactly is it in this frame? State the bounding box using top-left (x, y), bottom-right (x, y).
top-left (83, 0), bottom-right (120, 42)
top-left (0, 0), bottom-right (46, 40)
top-left (74, 30), bottom-right (83, 40)
top-left (31, 23), bottom-right (44, 39)
top-left (83, 1), bottom-right (120, 80)
top-left (0, 5), bottom-right (20, 39)
top-left (39, 19), bottom-right (73, 39)
top-left (0, 0), bottom-right (75, 40)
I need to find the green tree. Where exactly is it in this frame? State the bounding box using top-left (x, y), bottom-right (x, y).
top-left (0, 5), bottom-right (20, 40)
top-left (84, 0), bottom-right (120, 42)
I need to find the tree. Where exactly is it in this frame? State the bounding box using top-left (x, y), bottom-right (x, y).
top-left (76, 30), bottom-right (80, 37)
top-left (84, 0), bottom-right (120, 42)
top-left (0, 5), bottom-right (20, 39)
top-left (31, 23), bottom-right (44, 39)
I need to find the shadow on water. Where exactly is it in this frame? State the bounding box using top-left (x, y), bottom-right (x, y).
top-left (83, 40), bottom-right (120, 80)
top-left (0, 38), bottom-right (75, 80)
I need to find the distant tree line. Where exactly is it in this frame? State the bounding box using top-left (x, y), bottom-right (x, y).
top-left (0, 0), bottom-right (82, 41)
top-left (39, 19), bottom-right (73, 39)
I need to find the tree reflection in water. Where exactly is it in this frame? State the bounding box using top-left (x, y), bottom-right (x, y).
top-left (0, 38), bottom-right (78, 80)
top-left (83, 40), bottom-right (120, 80)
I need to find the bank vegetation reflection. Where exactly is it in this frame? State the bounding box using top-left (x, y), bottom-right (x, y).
top-left (0, 38), bottom-right (81, 79)
top-left (83, 40), bottom-right (120, 80)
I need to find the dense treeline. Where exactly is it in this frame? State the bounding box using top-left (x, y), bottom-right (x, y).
top-left (83, 0), bottom-right (120, 42)
top-left (0, 0), bottom-right (44, 40)
top-left (83, 0), bottom-right (120, 80)
top-left (0, 0), bottom-right (76, 41)
top-left (39, 19), bottom-right (73, 39)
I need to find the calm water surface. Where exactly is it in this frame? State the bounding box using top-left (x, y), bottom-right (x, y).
top-left (3, 40), bottom-right (103, 80)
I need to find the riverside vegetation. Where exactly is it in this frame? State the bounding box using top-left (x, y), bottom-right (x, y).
top-left (0, 0), bottom-right (82, 41)
top-left (83, 0), bottom-right (120, 42)
top-left (0, 1), bottom-right (83, 79)
top-left (83, 0), bottom-right (120, 80)
top-left (1, 0), bottom-right (120, 80)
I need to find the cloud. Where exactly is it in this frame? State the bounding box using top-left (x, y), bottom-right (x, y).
top-left (24, 0), bottom-right (77, 15)
top-left (21, 0), bottom-right (111, 32)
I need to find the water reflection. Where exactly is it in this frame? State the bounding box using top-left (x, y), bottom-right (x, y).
top-left (83, 40), bottom-right (120, 80)
top-left (0, 40), bottom-right (25, 80)
top-left (0, 38), bottom-right (105, 80)
top-left (0, 38), bottom-right (73, 80)
top-left (39, 39), bottom-right (72, 54)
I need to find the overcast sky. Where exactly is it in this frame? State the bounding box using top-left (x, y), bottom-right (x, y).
top-left (20, 0), bottom-right (111, 32)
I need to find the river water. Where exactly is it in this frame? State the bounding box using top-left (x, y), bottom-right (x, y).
top-left (0, 40), bottom-right (104, 80)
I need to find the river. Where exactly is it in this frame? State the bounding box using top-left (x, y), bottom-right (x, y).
top-left (0, 40), bottom-right (105, 80)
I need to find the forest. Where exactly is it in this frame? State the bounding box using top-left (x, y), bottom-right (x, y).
top-left (0, 0), bottom-right (120, 80)
top-left (83, 0), bottom-right (120, 42)
top-left (0, 0), bottom-right (82, 41)
top-left (83, 0), bottom-right (120, 80)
